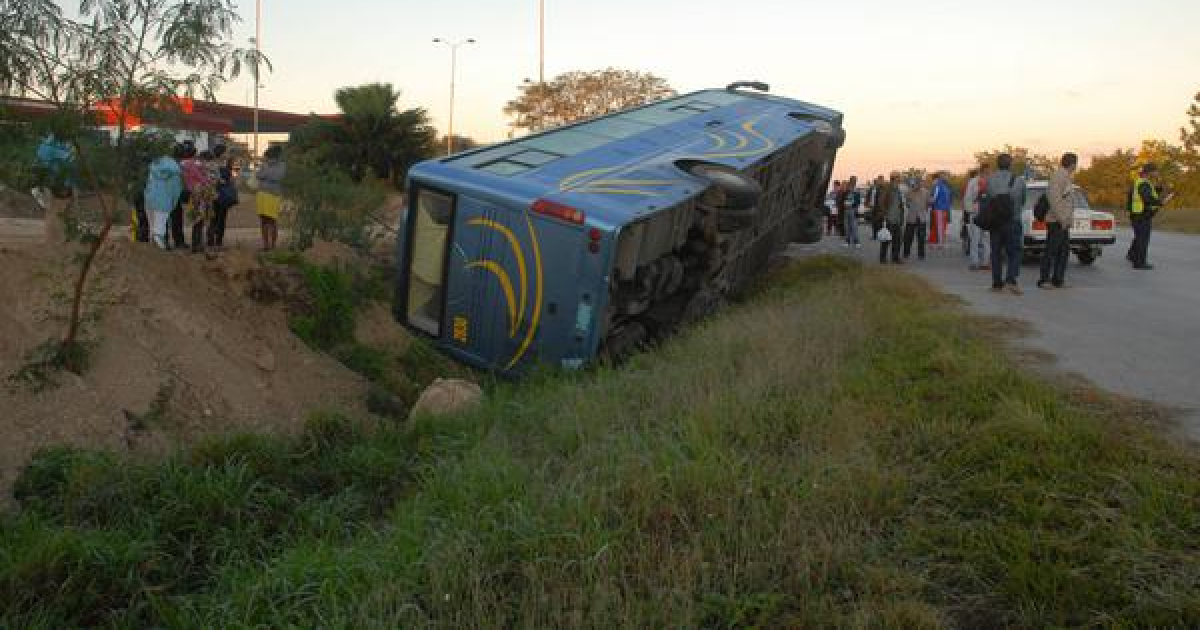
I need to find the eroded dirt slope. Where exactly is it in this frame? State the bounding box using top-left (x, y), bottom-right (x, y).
top-left (0, 240), bottom-right (368, 506)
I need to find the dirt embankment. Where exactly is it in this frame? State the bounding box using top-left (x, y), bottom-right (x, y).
top-left (0, 240), bottom-right (370, 507)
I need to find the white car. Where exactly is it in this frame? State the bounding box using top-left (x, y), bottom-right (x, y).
top-left (1021, 181), bottom-right (1115, 265)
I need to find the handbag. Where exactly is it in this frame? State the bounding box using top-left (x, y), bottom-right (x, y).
top-left (877, 225), bottom-right (892, 243)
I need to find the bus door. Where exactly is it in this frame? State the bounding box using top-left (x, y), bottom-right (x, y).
top-left (403, 187), bottom-right (456, 341)
top-left (442, 197), bottom-right (513, 369)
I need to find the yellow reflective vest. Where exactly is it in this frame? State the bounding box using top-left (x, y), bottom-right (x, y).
top-left (1130, 177), bottom-right (1159, 217)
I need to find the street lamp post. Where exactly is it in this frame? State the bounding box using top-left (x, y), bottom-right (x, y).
top-left (252, 0), bottom-right (262, 159)
top-left (538, 0), bottom-right (544, 83)
top-left (432, 37), bottom-right (475, 155)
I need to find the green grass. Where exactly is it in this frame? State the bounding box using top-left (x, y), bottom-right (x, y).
top-left (281, 257), bottom-right (466, 409)
top-left (1109, 204), bottom-right (1200, 234)
top-left (2, 256), bottom-right (1197, 628)
top-left (1155, 206), bottom-right (1200, 234)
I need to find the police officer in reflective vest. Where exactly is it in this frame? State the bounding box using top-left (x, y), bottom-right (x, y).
top-left (1127, 162), bottom-right (1165, 270)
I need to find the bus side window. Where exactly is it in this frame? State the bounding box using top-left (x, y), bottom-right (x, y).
top-left (407, 189), bottom-right (455, 336)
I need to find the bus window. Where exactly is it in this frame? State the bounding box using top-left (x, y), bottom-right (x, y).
top-left (407, 189), bottom-right (455, 336)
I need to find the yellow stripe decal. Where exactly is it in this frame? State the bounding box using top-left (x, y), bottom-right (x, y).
top-left (466, 261), bottom-right (519, 337)
top-left (559, 166), bottom-right (621, 191)
top-left (742, 119), bottom-right (776, 151)
top-left (507, 213), bottom-right (543, 370)
top-left (585, 179), bottom-right (676, 186)
top-left (705, 131), bottom-right (729, 150)
top-left (467, 218), bottom-right (527, 330)
top-left (699, 119), bottom-right (776, 159)
top-left (730, 130), bottom-right (750, 151)
top-left (573, 187), bottom-right (663, 196)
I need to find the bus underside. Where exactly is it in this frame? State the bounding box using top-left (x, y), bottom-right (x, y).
top-left (600, 138), bottom-right (833, 359)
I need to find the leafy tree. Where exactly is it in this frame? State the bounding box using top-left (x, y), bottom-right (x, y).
top-left (438, 134), bottom-right (480, 156)
top-left (504, 68), bottom-right (675, 133)
top-left (1181, 91), bottom-right (1200, 156)
top-left (0, 0), bottom-right (266, 370)
top-left (973, 145), bottom-right (1057, 179)
top-left (289, 83), bottom-right (435, 187)
top-left (335, 83), bottom-right (434, 182)
top-left (1175, 92), bottom-right (1200, 207)
top-left (1075, 148), bottom-right (1137, 209)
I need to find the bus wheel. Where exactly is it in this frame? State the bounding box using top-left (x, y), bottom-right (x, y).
top-left (601, 321), bottom-right (648, 364)
top-left (794, 206), bottom-right (825, 244)
top-left (682, 162), bottom-right (761, 210)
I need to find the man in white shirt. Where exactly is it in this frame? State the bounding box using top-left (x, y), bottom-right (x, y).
top-left (963, 165), bottom-right (990, 271)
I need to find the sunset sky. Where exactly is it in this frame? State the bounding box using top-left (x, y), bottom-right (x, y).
top-left (208, 0), bottom-right (1200, 179)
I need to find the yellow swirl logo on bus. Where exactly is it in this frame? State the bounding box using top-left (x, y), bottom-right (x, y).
top-left (554, 119), bottom-right (776, 197)
top-left (463, 214), bottom-right (544, 370)
top-left (699, 118), bottom-right (776, 158)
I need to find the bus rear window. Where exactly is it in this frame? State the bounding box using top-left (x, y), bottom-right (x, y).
top-left (406, 189), bottom-right (455, 336)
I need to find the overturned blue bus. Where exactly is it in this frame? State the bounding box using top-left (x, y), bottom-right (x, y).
top-left (394, 82), bottom-right (844, 374)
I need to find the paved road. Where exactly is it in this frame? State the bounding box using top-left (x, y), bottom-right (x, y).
top-left (789, 227), bottom-right (1200, 440)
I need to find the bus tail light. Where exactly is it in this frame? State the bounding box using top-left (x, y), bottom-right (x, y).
top-left (532, 199), bottom-right (585, 225)
top-left (1032, 220), bottom-right (1047, 231)
top-left (1091, 219), bottom-right (1114, 230)
top-left (587, 227), bottom-right (602, 254)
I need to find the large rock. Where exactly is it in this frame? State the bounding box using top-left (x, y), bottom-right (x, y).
top-left (408, 378), bottom-right (483, 421)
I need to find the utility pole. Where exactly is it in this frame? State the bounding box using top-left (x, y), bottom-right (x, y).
top-left (433, 37), bottom-right (476, 155)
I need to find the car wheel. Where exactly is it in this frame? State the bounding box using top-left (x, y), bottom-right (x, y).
top-left (1075, 249), bottom-right (1097, 266)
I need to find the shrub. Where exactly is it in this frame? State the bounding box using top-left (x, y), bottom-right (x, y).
top-left (282, 152), bottom-right (386, 251)
top-left (288, 264), bottom-right (357, 349)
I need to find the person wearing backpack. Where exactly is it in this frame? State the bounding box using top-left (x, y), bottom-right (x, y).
top-left (964, 165), bottom-right (991, 270)
top-left (984, 153), bottom-right (1027, 294)
top-left (1037, 152), bottom-right (1078, 289)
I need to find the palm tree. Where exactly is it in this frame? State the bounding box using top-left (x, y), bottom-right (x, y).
top-left (331, 83), bottom-right (436, 184)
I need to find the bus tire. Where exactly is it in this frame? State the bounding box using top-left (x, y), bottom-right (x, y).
top-left (794, 208), bottom-right (824, 244)
top-left (682, 162), bottom-right (761, 211)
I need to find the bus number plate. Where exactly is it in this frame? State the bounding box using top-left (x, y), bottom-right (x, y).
top-left (453, 316), bottom-right (469, 343)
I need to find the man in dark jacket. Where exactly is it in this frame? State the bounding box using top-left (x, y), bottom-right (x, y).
top-left (1127, 162), bottom-right (1167, 270)
top-left (208, 144), bottom-right (238, 249)
top-left (867, 175), bottom-right (888, 240)
top-left (985, 154), bottom-right (1027, 294)
top-left (878, 174), bottom-right (904, 264)
top-left (169, 140), bottom-right (196, 249)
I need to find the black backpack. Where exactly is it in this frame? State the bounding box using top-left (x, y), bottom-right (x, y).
top-left (1033, 193), bottom-right (1050, 221)
top-left (975, 174), bottom-right (1017, 230)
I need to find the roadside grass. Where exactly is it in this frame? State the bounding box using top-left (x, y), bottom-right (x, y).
top-left (2, 256), bottom-right (1197, 628)
top-left (1109, 205), bottom-right (1200, 234)
top-left (1155, 206), bottom-right (1200, 234)
top-left (277, 254), bottom-right (470, 411)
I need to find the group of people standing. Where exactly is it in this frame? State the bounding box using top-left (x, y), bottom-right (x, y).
top-left (831, 172), bottom-right (954, 255)
top-left (839, 151), bottom-right (1165, 294)
top-left (138, 141), bottom-right (237, 254)
top-left (138, 143), bottom-right (286, 253)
